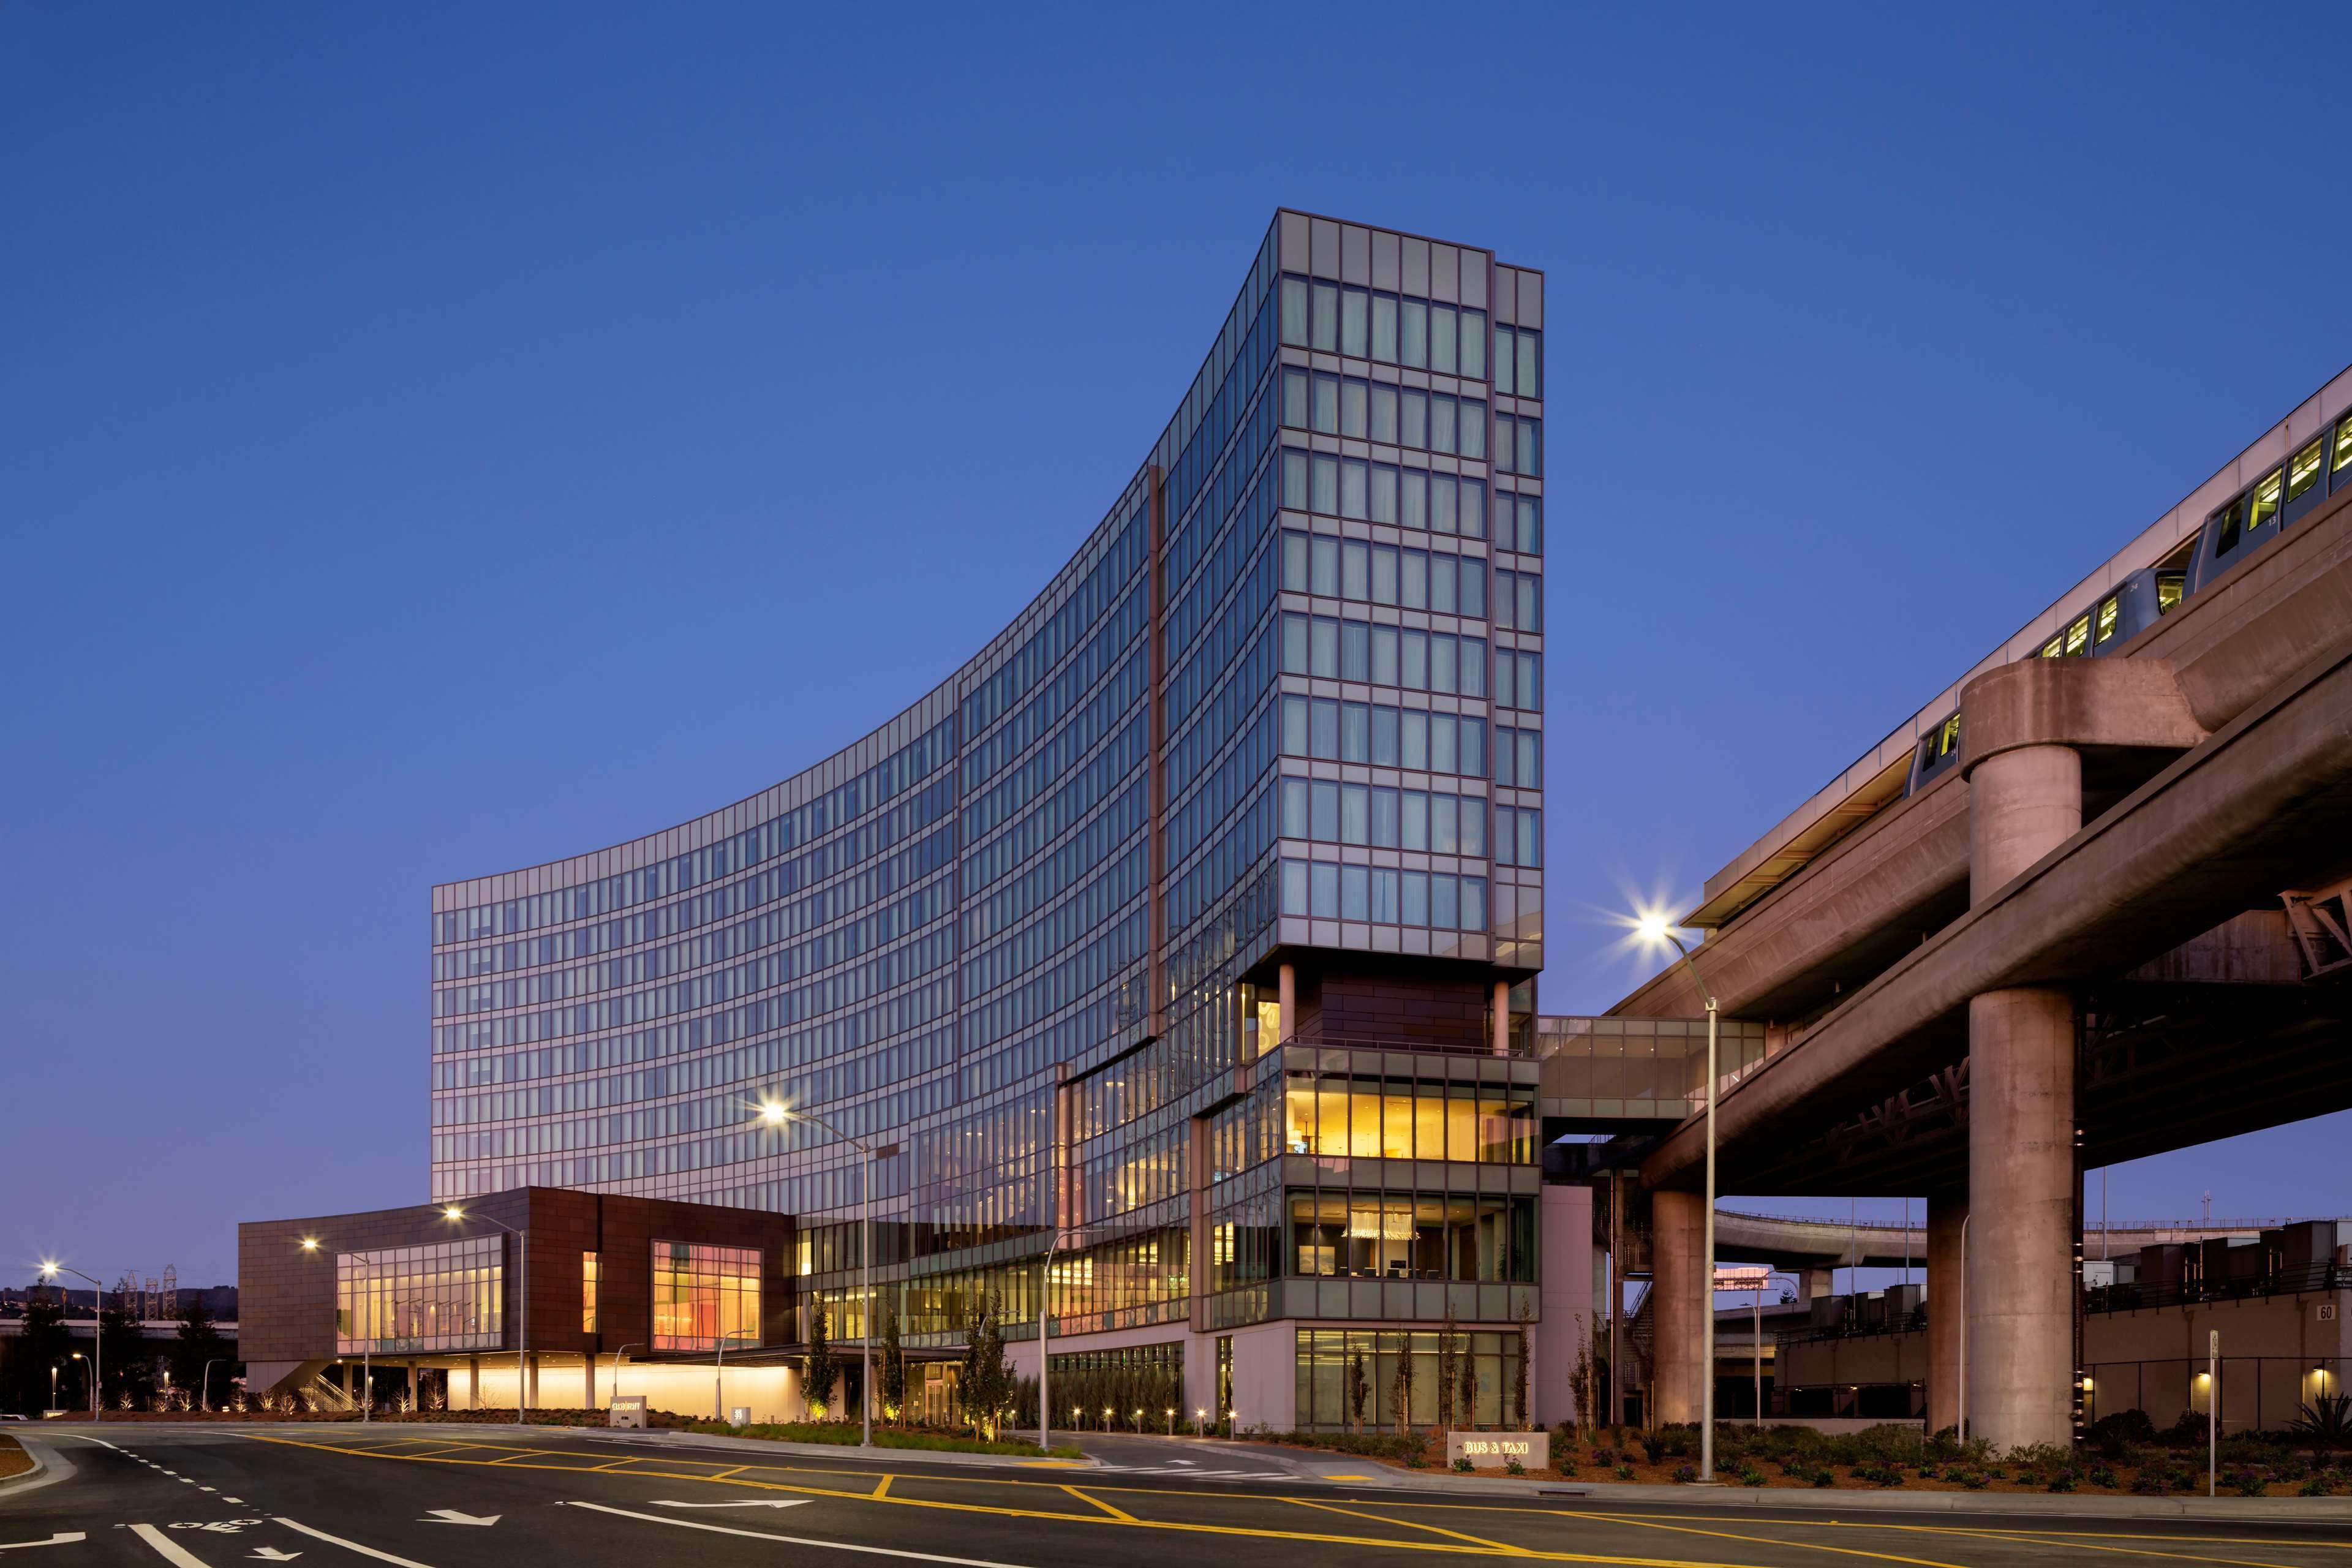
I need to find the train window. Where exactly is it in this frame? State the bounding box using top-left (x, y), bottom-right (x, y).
top-left (2288, 438), bottom-right (2326, 502)
top-left (2064, 615), bottom-right (2091, 657)
top-left (2249, 469), bottom-right (2283, 532)
top-left (2041, 635), bottom-right (2065, 658)
top-left (1931, 715), bottom-right (1958, 758)
top-left (2212, 494), bottom-right (2246, 556)
top-left (2094, 596), bottom-right (2119, 644)
top-left (2157, 571), bottom-right (2185, 614)
top-left (2335, 420), bottom-right (2352, 481)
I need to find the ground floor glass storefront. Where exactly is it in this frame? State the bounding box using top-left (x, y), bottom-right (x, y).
top-left (1294, 1326), bottom-right (1523, 1431)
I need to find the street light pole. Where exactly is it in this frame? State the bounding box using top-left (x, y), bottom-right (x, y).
top-left (440, 1205), bottom-right (528, 1427)
top-left (1640, 922), bottom-right (1721, 1483)
top-left (763, 1102), bottom-right (877, 1449)
top-left (1038, 1224), bottom-right (1089, 1451)
top-left (40, 1265), bottom-right (104, 1423)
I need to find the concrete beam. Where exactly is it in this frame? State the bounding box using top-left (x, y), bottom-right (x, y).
top-left (1958, 658), bottom-right (2205, 777)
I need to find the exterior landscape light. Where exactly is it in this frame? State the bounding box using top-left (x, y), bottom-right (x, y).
top-left (300, 1238), bottom-right (318, 1251)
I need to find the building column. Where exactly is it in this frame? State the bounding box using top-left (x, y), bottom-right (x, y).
top-left (1491, 981), bottom-right (1511, 1057)
top-left (1649, 1189), bottom-right (1705, 1426)
top-left (586, 1355), bottom-right (598, 1411)
top-left (1963, 739), bottom-right (2082, 1452)
top-left (1536, 1185), bottom-right (1594, 1425)
top-left (1277, 962), bottom-right (1296, 1042)
top-left (526, 1354), bottom-right (539, 1412)
top-left (467, 1355), bottom-right (480, 1411)
top-left (1926, 1193), bottom-right (1967, 1436)
top-left (1800, 1265), bottom-right (1836, 1302)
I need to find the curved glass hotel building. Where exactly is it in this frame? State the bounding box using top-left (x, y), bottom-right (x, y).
top-left (255, 213), bottom-right (1555, 1430)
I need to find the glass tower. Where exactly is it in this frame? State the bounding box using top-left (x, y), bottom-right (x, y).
top-left (427, 211), bottom-right (1547, 1426)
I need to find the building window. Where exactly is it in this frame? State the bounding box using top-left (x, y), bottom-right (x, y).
top-left (336, 1235), bottom-right (503, 1355)
top-left (582, 1251), bottom-right (600, 1335)
top-left (652, 1240), bottom-right (761, 1351)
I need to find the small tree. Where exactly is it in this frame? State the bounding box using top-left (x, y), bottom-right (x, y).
top-left (1511, 1300), bottom-right (1533, 1430)
top-left (879, 1305), bottom-right (907, 1425)
top-left (1435, 1305), bottom-right (1460, 1430)
top-left (1457, 1340), bottom-right (1477, 1429)
top-left (802, 1300), bottom-right (838, 1420)
top-left (169, 1295), bottom-right (235, 1407)
top-left (11, 1287), bottom-right (69, 1415)
top-left (1390, 1341), bottom-right (1415, 1438)
top-left (1345, 1347), bottom-right (1369, 1437)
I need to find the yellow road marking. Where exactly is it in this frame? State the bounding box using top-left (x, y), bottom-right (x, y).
top-left (1060, 1485), bottom-right (1134, 1521)
top-left (1287, 1497), bottom-right (1526, 1551)
top-left (873, 1474), bottom-right (893, 1499)
top-left (1807, 1523), bottom-right (2306, 1567)
top-left (1553, 1509), bottom-right (1971, 1568)
top-left (238, 1434), bottom-right (1771, 1566)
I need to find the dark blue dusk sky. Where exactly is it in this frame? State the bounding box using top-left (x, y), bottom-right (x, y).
top-left (6, 5), bottom-right (2347, 1284)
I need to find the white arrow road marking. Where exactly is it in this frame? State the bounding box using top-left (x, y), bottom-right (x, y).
top-left (130, 1525), bottom-right (214, 1567)
top-left (0, 1537), bottom-right (85, 1553)
top-left (273, 1520), bottom-right (439, 1568)
top-left (560, 1502), bottom-right (1036, 1567)
top-left (418, 1510), bottom-right (497, 1527)
top-left (249, 1550), bottom-right (302, 1562)
top-left (651, 1499), bottom-right (811, 1510)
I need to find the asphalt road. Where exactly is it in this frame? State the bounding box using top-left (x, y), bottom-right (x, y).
top-left (5, 1423), bottom-right (2352, 1567)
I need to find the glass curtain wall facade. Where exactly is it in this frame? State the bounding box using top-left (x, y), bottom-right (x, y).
top-left (426, 213), bottom-right (1545, 1423)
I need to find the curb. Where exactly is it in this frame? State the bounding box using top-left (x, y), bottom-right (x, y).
top-left (0, 1442), bottom-right (44, 1493)
top-left (0, 1437), bottom-right (72, 1499)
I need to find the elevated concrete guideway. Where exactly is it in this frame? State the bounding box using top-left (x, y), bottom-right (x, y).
top-left (1611, 368), bottom-right (2352, 1449)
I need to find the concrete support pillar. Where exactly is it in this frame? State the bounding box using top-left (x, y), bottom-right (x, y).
top-left (1650, 1189), bottom-right (1706, 1426)
top-left (586, 1355), bottom-right (598, 1411)
top-left (467, 1355), bottom-right (480, 1411)
top-left (1491, 981), bottom-right (1511, 1057)
top-left (1968, 744), bottom-right (2081, 902)
top-left (1967, 985), bottom-right (2076, 1450)
top-left (1800, 1265), bottom-right (1835, 1302)
top-left (526, 1353), bottom-right (539, 1412)
top-left (1277, 963), bottom-right (1295, 1042)
top-left (1926, 1194), bottom-right (1967, 1436)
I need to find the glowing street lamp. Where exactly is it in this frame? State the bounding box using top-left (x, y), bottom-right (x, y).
top-left (39, 1264), bottom-right (102, 1422)
top-left (440, 1205), bottom-right (528, 1427)
top-left (758, 1099), bottom-right (880, 1450)
top-left (1630, 908), bottom-right (1722, 1484)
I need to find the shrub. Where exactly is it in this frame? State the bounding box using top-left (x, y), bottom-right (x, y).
top-left (1672, 1464), bottom-right (1698, 1484)
top-left (2302, 1476), bottom-right (2335, 1498)
top-left (2046, 1472), bottom-right (2076, 1493)
top-left (1640, 1434), bottom-right (1667, 1465)
top-left (1615, 1463), bottom-right (1635, 1481)
top-left (1452, 1457), bottom-right (1473, 1473)
top-left (2087, 1409), bottom-right (2157, 1458)
top-left (2130, 1469), bottom-right (2169, 1496)
top-left (1732, 1463), bottom-right (1765, 1488)
top-left (2230, 1468), bottom-right (2270, 1497)
top-left (1915, 1464), bottom-right (1940, 1481)
top-left (1405, 1452), bottom-right (1426, 1469)
top-left (1504, 1459), bottom-right (1525, 1476)
top-left (2290, 1395), bottom-right (2352, 1448)
top-left (2087, 1464), bottom-right (2117, 1488)
top-left (1853, 1463), bottom-right (1903, 1487)
top-left (1812, 1468), bottom-right (1835, 1488)
top-left (1958, 1470), bottom-right (1989, 1490)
